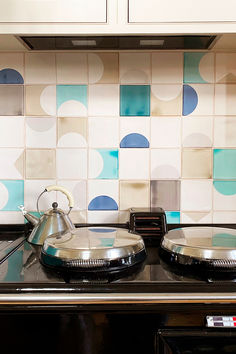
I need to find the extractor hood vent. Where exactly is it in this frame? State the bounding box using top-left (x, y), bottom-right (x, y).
top-left (20, 35), bottom-right (217, 50)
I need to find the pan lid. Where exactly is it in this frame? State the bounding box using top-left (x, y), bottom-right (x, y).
top-left (161, 227), bottom-right (236, 261)
top-left (42, 227), bottom-right (145, 262)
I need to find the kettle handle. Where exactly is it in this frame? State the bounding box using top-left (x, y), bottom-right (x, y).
top-left (45, 185), bottom-right (74, 208)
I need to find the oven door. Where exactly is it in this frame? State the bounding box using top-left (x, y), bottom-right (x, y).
top-left (157, 328), bottom-right (236, 353)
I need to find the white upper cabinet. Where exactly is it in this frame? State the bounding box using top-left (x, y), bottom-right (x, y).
top-left (0, 0), bottom-right (107, 23)
top-left (129, 0), bottom-right (236, 23)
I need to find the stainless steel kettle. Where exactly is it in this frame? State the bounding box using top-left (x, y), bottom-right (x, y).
top-left (19, 185), bottom-right (75, 245)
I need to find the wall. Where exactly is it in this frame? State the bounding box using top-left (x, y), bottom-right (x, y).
top-left (0, 51), bottom-right (235, 224)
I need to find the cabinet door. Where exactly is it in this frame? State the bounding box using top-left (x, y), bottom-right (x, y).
top-left (129, 0), bottom-right (236, 23)
top-left (0, 0), bottom-right (107, 23)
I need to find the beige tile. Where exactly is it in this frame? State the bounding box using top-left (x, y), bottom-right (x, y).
top-left (152, 53), bottom-right (183, 83)
top-left (26, 149), bottom-right (56, 179)
top-left (25, 53), bottom-right (56, 84)
top-left (25, 85), bottom-right (56, 116)
top-left (182, 149), bottom-right (212, 178)
top-left (216, 53), bottom-right (236, 83)
top-left (88, 53), bottom-right (119, 84)
top-left (215, 85), bottom-right (236, 115)
top-left (0, 86), bottom-right (23, 116)
top-left (119, 53), bottom-right (150, 84)
top-left (58, 117), bottom-right (87, 147)
top-left (120, 181), bottom-right (150, 210)
top-left (151, 85), bottom-right (182, 116)
top-left (56, 53), bottom-right (87, 84)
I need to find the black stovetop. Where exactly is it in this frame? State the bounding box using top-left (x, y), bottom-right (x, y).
top-left (1, 223), bottom-right (236, 294)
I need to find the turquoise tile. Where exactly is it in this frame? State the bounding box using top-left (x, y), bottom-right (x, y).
top-left (120, 85), bottom-right (150, 116)
top-left (0, 180), bottom-right (24, 211)
top-left (184, 53), bottom-right (208, 83)
top-left (213, 149), bottom-right (236, 179)
top-left (56, 85), bottom-right (87, 110)
top-left (166, 211), bottom-right (180, 224)
top-left (96, 149), bottom-right (119, 179)
top-left (213, 181), bottom-right (236, 196)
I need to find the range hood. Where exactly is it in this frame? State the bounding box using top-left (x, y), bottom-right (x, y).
top-left (19, 35), bottom-right (217, 50)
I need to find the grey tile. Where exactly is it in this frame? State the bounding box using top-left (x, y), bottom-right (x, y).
top-left (151, 180), bottom-right (180, 211)
top-left (0, 85), bottom-right (23, 115)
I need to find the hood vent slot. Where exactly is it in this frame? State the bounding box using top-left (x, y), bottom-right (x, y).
top-left (20, 35), bottom-right (216, 50)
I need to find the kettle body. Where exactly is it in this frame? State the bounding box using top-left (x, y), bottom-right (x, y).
top-left (19, 185), bottom-right (75, 245)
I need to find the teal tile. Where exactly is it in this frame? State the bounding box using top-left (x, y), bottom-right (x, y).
top-left (120, 85), bottom-right (150, 116)
top-left (213, 149), bottom-right (236, 179)
top-left (166, 211), bottom-right (180, 224)
top-left (184, 53), bottom-right (208, 83)
top-left (97, 149), bottom-right (119, 179)
top-left (0, 180), bottom-right (24, 211)
top-left (213, 181), bottom-right (236, 196)
top-left (56, 85), bottom-right (87, 111)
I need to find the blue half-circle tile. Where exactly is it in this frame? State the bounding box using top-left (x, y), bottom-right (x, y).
top-left (0, 69), bottom-right (24, 84)
top-left (213, 181), bottom-right (236, 196)
top-left (120, 133), bottom-right (149, 148)
top-left (182, 84), bottom-right (198, 116)
top-left (88, 195), bottom-right (118, 210)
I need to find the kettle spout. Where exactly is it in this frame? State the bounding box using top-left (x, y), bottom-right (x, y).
top-left (18, 205), bottom-right (40, 226)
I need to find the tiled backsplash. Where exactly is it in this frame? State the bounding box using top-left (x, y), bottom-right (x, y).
top-left (0, 51), bottom-right (236, 224)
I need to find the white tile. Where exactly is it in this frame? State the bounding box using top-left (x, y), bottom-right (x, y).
top-left (56, 53), bottom-right (88, 84)
top-left (87, 211), bottom-right (119, 223)
top-left (25, 53), bottom-right (56, 84)
top-left (152, 53), bottom-right (183, 83)
top-left (24, 180), bottom-right (56, 211)
top-left (181, 212), bottom-right (212, 223)
top-left (56, 149), bottom-right (87, 179)
top-left (215, 85), bottom-right (236, 115)
top-left (0, 212), bottom-right (24, 224)
top-left (57, 180), bottom-right (87, 211)
top-left (215, 53), bottom-right (236, 83)
top-left (214, 116), bottom-right (236, 147)
top-left (120, 117), bottom-right (150, 146)
top-left (88, 117), bottom-right (119, 148)
top-left (182, 116), bottom-right (213, 147)
top-left (0, 117), bottom-right (24, 147)
top-left (151, 117), bottom-right (181, 148)
top-left (151, 149), bottom-right (181, 178)
top-left (213, 211), bottom-right (236, 223)
top-left (26, 117), bottom-right (56, 148)
top-left (88, 180), bottom-right (119, 210)
top-left (119, 53), bottom-right (151, 84)
top-left (88, 84), bottom-right (119, 116)
top-left (119, 149), bottom-right (150, 180)
top-left (181, 180), bottom-right (212, 211)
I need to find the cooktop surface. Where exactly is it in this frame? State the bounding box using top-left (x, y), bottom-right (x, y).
top-left (1, 224), bottom-right (236, 294)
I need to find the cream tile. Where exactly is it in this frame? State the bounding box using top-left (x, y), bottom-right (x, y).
top-left (214, 116), bottom-right (236, 147)
top-left (88, 53), bottom-right (118, 84)
top-left (88, 84), bottom-right (119, 116)
top-left (120, 181), bottom-right (150, 210)
top-left (58, 117), bottom-right (87, 147)
top-left (152, 53), bottom-right (183, 83)
top-left (181, 212), bottom-right (212, 223)
top-left (182, 116), bottom-right (213, 147)
top-left (0, 117), bottom-right (24, 147)
top-left (88, 117), bottom-right (119, 148)
top-left (182, 149), bottom-right (212, 178)
top-left (215, 85), bottom-right (236, 115)
top-left (26, 117), bottom-right (56, 148)
top-left (150, 117), bottom-right (181, 148)
top-left (0, 212), bottom-right (24, 224)
top-left (119, 149), bottom-right (149, 180)
top-left (181, 180), bottom-right (212, 211)
top-left (151, 149), bottom-right (181, 179)
top-left (120, 53), bottom-right (151, 84)
top-left (0, 148), bottom-right (24, 179)
top-left (56, 53), bottom-right (87, 84)
top-left (25, 53), bottom-right (56, 84)
top-left (57, 180), bottom-right (87, 211)
top-left (56, 148), bottom-right (87, 179)
top-left (151, 85), bottom-right (182, 116)
top-left (24, 179), bottom-right (57, 211)
top-left (26, 149), bottom-right (56, 179)
top-left (0, 86), bottom-right (23, 116)
top-left (25, 85), bottom-right (56, 116)
top-left (213, 211), bottom-right (236, 223)
top-left (216, 53), bottom-right (236, 83)
top-left (0, 53), bottom-right (24, 84)
top-left (87, 211), bottom-right (119, 223)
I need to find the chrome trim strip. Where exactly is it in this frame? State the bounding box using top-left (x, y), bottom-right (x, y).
top-left (0, 293), bottom-right (236, 304)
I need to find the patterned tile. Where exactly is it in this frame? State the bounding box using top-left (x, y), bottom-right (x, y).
top-left (151, 149), bottom-right (181, 179)
top-left (88, 53), bottom-right (118, 83)
top-left (182, 149), bottom-right (212, 178)
top-left (151, 85), bottom-right (182, 116)
top-left (183, 52), bottom-right (214, 83)
top-left (152, 53), bottom-right (183, 83)
top-left (0, 86), bottom-right (23, 115)
top-left (89, 149), bottom-right (119, 179)
top-left (181, 212), bottom-right (212, 223)
top-left (183, 84), bottom-right (214, 116)
top-left (25, 85), bottom-right (56, 116)
top-left (57, 180), bottom-right (87, 211)
top-left (88, 180), bottom-right (118, 211)
top-left (0, 149), bottom-right (24, 179)
top-left (181, 180), bottom-right (212, 211)
top-left (151, 180), bottom-right (180, 211)
top-left (120, 117), bottom-right (150, 148)
top-left (0, 180), bottom-right (24, 211)
top-left (182, 116), bottom-right (213, 147)
top-left (213, 181), bottom-right (236, 210)
top-left (213, 149), bottom-right (236, 179)
top-left (215, 85), bottom-right (236, 115)
top-left (57, 85), bottom-right (87, 117)
top-left (58, 117), bottom-right (87, 147)
top-left (25, 53), bottom-right (56, 84)
top-left (120, 85), bottom-right (150, 116)
top-left (120, 181), bottom-right (150, 210)
top-left (25, 149), bottom-right (56, 179)
top-left (120, 53), bottom-right (150, 84)
top-left (216, 53), bottom-right (236, 83)
top-left (0, 53), bottom-right (24, 84)
top-left (26, 117), bottom-right (56, 148)
top-left (56, 53), bottom-right (87, 84)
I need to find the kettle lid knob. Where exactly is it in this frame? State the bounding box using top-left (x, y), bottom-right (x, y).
top-left (52, 202), bottom-right (58, 210)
